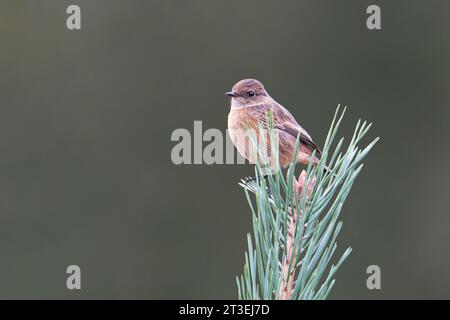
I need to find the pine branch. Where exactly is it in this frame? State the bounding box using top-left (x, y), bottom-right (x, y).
top-left (279, 171), bottom-right (315, 300)
top-left (236, 105), bottom-right (379, 300)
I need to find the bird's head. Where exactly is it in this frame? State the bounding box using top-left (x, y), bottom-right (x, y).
top-left (226, 79), bottom-right (269, 108)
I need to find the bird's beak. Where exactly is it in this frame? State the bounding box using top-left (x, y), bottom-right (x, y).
top-left (225, 91), bottom-right (238, 97)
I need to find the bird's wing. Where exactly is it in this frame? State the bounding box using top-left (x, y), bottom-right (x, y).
top-left (251, 103), bottom-right (322, 154)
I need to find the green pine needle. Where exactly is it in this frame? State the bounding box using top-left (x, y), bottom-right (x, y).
top-left (236, 105), bottom-right (378, 300)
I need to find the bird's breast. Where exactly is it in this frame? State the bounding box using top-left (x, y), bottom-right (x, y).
top-left (227, 108), bottom-right (261, 130)
top-left (228, 108), bottom-right (259, 141)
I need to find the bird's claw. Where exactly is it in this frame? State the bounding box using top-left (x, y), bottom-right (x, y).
top-left (242, 176), bottom-right (272, 197)
top-left (244, 176), bottom-right (257, 184)
top-left (265, 186), bottom-right (272, 197)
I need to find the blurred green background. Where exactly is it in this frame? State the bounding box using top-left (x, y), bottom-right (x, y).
top-left (0, 0), bottom-right (449, 299)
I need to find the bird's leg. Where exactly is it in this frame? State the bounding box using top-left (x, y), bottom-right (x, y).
top-left (262, 175), bottom-right (272, 196)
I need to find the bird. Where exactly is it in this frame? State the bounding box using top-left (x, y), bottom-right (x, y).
top-left (226, 79), bottom-right (322, 174)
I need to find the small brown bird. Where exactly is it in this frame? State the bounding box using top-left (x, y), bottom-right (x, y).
top-left (226, 79), bottom-right (321, 171)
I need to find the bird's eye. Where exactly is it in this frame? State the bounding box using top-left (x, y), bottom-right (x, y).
top-left (247, 91), bottom-right (255, 97)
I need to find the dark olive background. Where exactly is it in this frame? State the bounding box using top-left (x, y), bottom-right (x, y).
top-left (0, 0), bottom-right (449, 299)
